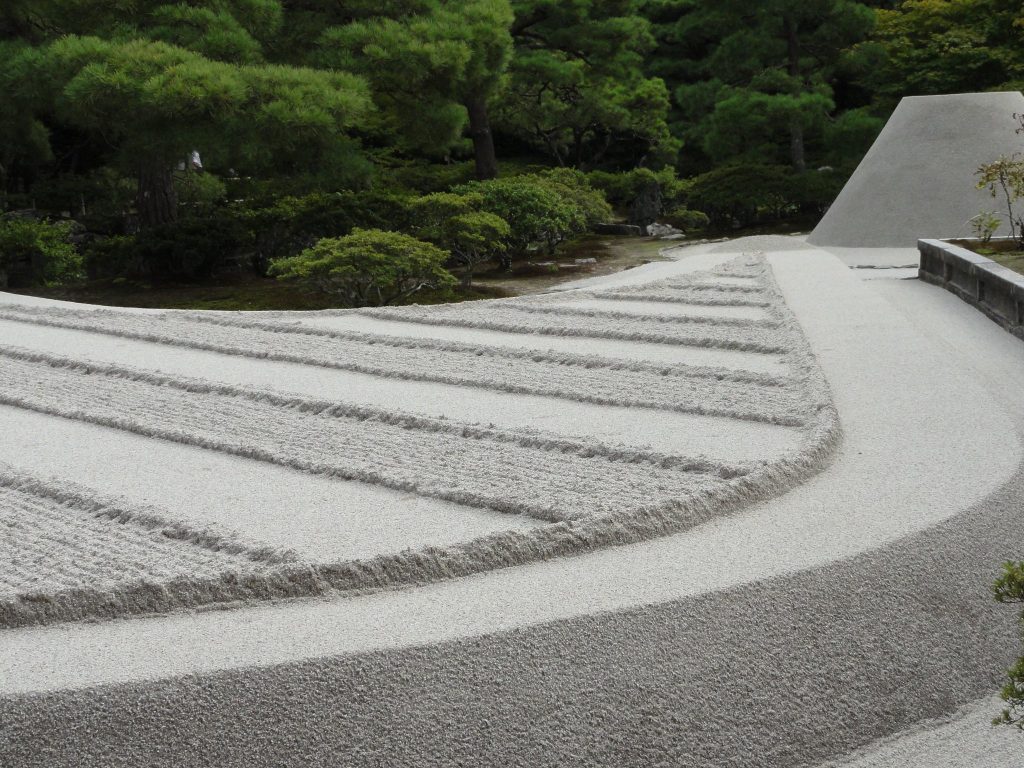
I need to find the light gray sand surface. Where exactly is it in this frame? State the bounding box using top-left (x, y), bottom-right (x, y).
top-left (0, 245), bottom-right (1014, 694)
top-left (536, 296), bottom-right (770, 320)
top-left (298, 312), bottom-right (790, 372)
top-left (3, 459), bottom-right (1022, 767)
top-left (2, 238), bottom-right (1023, 766)
top-left (0, 254), bottom-right (840, 626)
top-left (0, 405), bottom-right (538, 561)
top-left (809, 91), bottom-right (1024, 247)
top-left (0, 319), bottom-right (806, 450)
top-left (822, 697), bottom-right (1023, 768)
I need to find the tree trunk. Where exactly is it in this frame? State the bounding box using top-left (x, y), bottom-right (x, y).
top-left (136, 160), bottom-right (178, 229)
top-left (789, 120), bottom-right (806, 173)
top-left (465, 96), bottom-right (499, 180)
top-left (783, 15), bottom-right (807, 173)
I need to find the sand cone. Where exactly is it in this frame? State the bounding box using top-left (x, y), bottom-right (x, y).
top-left (808, 91), bottom-right (1024, 247)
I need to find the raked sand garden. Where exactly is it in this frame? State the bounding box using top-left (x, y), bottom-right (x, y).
top-left (1, 236), bottom-right (1023, 766)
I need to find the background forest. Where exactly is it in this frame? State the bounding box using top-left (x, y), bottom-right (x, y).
top-left (2, 0), bottom-right (1024, 305)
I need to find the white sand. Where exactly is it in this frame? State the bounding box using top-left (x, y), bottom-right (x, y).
top-left (2, 242), bottom-right (1017, 694)
top-left (533, 297), bottom-right (770, 321)
top-left (0, 320), bottom-right (802, 459)
top-left (822, 697), bottom-right (1023, 768)
top-left (0, 405), bottom-right (538, 562)
top-left (809, 92), bottom-right (1024, 247)
top-left (295, 312), bottom-right (789, 372)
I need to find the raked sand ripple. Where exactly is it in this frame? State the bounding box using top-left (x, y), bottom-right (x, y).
top-left (0, 255), bottom-right (838, 627)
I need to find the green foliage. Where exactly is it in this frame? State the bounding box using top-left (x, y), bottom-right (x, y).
top-left (241, 190), bottom-right (411, 273)
top-left (976, 155), bottom-right (1024, 246)
top-left (686, 164), bottom-right (843, 228)
top-left (538, 168), bottom-right (614, 233)
top-left (971, 211), bottom-right (1002, 244)
top-left (0, 4), bottom-right (374, 230)
top-left (26, 169), bottom-right (136, 233)
top-left (128, 214), bottom-right (254, 280)
top-left (0, 218), bottom-right (81, 287)
top-left (456, 170), bottom-right (610, 262)
top-left (316, 0), bottom-right (514, 156)
top-left (822, 107), bottom-right (885, 167)
top-left (456, 175), bottom-right (567, 262)
top-left (175, 171), bottom-right (228, 214)
top-left (408, 192), bottom-right (509, 284)
top-left (865, 0), bottom-right (1024, 99)
top-left (497, 1), bottom-right (677, 169)
top-left (648, 0), bottom-right (876, 171)
top-left (81, 235), bottom-right (136, 280)
top-left (663, 207), bottom-right (710, 233)
top-left (587, 167), bottom-right (688, 210)
top-left (993, 561), bottom-right (1024, 728)
top-left (269, 227), bottom-right (455, 306)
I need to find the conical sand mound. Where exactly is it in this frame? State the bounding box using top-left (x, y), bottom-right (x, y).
top-left (808, 91), bottom-right (1024, 247)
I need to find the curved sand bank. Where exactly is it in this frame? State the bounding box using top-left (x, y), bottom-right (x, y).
top-left (1, 239), bottom-right (1022, 766)
top-left (0, 253), bottom-right (840, 628)
top-left (3, 460), bottom-right (1022, 767)
top-left (0, 244), bottom-right (1015, 691)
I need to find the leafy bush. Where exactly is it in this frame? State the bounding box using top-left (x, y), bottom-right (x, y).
top-left (81, 235), bottom-right (136, 279)
top-left (269, 228), bottom-right (455, 306)
top-left (993, 561), bottom-right (1024, 728)
top-left (685, 164), bottom-right (792, 227)
top-left (130, 214), bottom-right (253, 281)
top-left (587, 167), bottom-right (689, 211)
top-left (382, 160), bottom-right (478, 194)
top-left (456, 171), bottom-right (611, 265)
top-left (976, 155), bottom-right (1024, 247)
top-left (175, 170), bottom-right (227, 214)
top-left (241, 190), bottom-right (411, 274)
top-left (408, 192), bottom-right (509, 286)
top-left (685, 164), bottom-right (842, 228)
top-left (663, 207), bottom-right (710, 233)
top-left (0, 218), bottom-right (81, 287)
top-left (537, 168), bottom-right (613, 237)
top-left (455, 175), bottom-right (571, 266)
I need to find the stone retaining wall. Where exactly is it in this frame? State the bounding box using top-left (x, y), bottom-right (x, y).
top-left (918, 238), bottom-right (1024, 340)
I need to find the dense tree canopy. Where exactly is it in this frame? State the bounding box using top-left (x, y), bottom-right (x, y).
top-left (0, 1), bottom-right (372, 227)
top-left (862, 0), bottom-right (1024, 100)
top-left (646, 0), bottom-right (877, 172)
top-left (497, 1), bottom-right (677, 169)
top-left (4, 0), bottom-right (1024, 276)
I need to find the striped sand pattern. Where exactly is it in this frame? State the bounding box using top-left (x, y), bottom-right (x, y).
top-left (0, 348), bottom-right (746, 522)
top-left (584, 287), bottom-right (772, 307)
top-left (360, 301), bottom-right (789, 351)
top-left (0, 468), bottom-right (276, 606)
top-left (5, 236), bottom-right (1022, 768)
top-left (0, 307), bottom-right (805, 425)
top-left (0, 253), bottom-right (839, 627)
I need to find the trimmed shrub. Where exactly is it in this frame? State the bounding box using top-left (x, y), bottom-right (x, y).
top-left (456, 171), bottom-right (611, 265)
top-left (129, 214), bottom-right (253, 281)
top-left (241, 190), bottom-right (411, 274)
top-left (587, 167), bottom-right (689, 211)
top-left (663, 207), bottom-right (710, 233)
top-left (408, 192), bottom-right (510, 286)
top-left (537, 168), bottom-right (613, 237)
top-left (455, 175), bottom-right (572, 265)
top-left (685, 164), bottom-right (843, 228)
top-left (0, 218), bottom-right (81, 288)
top-left (269, 228), bottom-right (455, 306)
top-left (81, 235), bottom-right (136, 280)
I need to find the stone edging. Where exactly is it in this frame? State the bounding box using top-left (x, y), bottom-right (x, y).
top-left (917, 238), bottom-right (1024, 340)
